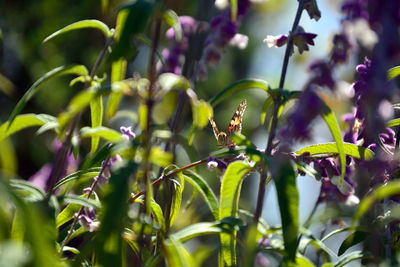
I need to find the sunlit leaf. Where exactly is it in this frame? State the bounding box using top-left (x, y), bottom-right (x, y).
top-left (230, 0), bottom-right (238, 22)
top-left (169, 179), bottom-right (183, 228)
top-left (8, 65), bottom-right (88, 128)
top-left (106, 58), bottom-right (127, 119)
top-left (90, 96), bottom-right (103, 153)
top-left (268, 157), bottom-right (298, 263)
top-left (388, 66), bottom-right (400, 81)
top-left (0, 138), bottom-right (17, 174)
top-left (10, 179), bottom-right (45, 201)
top-left (149, 147), bottom-right (173, 167)
top-left (192, 100), bottom-right (213, 128)
top-left (56, 202), bottom-right (80, 228)
top-left (80, 126), bottom-right (124, 143)
top-left (295, 142), bottom-right (374, 160)
top-left (352, 180), bottom-right (400, 226)
top-left (182, 170), bottom-right (219, 219)
top-left (43, 19), bottom-right (110, 43)
top-left (161, 9), bottom-right (182, 41)
top-left (387, 118), bottom-right (400, 128)
top-left (219, 161), bottom-right (254, 266)
top-left (209, 79), bottom-right (271, 106)
top-left (163, 236), bottom-right (194, 267)
top-left (53, 167), bottom-right (101, 190)
top-left (319, 98), bottom-right (346, 185)
top-left (158, 73), bottom-right (190, 93)
top-left (170, 222), bottom-right (225, 242)
top-left (63, 194), bottom-right (100, 209)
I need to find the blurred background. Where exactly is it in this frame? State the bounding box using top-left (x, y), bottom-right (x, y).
top-left (0, 0), bottom-right (358, 257)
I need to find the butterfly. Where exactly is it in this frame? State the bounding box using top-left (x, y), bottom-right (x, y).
top-left (209, 100), bottom-right (247, 148)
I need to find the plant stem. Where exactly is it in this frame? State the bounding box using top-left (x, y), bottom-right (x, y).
top-left (47, 36), bottom-right (114, 196)
top-left (59, 157), bottom-right (111, 251)
top-left (253, 0), bottom-right (305, 224)
top-left (130, 159), bottom-right (208, 203)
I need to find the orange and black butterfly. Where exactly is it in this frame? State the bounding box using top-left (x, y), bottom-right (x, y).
top-left (209, 100), bottom-right (247, 148)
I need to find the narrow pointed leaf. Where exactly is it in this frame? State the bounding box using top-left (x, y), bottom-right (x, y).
top-left (209, 79), bottom-right (271, 106)
top-left (90, 96), bottom-right (103, 153)
top-left (268, 157), bottom-right (298, 263)
top-left (295, 142), bottom-right (374, 160)
top-left (80, 126), bottom-right (124, 143)
top-left (319, 98), bottom-right (346, 185)
top-left (388, 66), bottom-right (400, 81)
top-left (161, 9), bottom-right (182, 41)
top-left (43, 19), bottom-right (110, 43)
top-left (0, 114), bottom-right (56, 142)
top-left (219, 161), bottom-right (253, 266)
top-left (163, 237), bottom-right (195, 267)
top-left (352, 180), bottom-right (400, 226)
top-left (182, 170), bottom-right (219, 219)
top-left (8, 65), bottom-right (88, 128)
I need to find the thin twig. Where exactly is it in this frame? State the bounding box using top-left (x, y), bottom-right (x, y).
top-left (253, 0), bottom-right (305, 224)
top-left (59, 157), bottom-right (111, 251)
top-left (130, 159), bottom-right (208, 203)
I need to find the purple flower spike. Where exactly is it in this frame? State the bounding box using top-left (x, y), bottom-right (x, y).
top-left (309, 60), bottom-right (335, 89)
top-left (120, 126), bottom-right (136, 141)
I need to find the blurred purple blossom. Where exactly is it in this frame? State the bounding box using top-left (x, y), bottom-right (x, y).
top-left (341, 0), bottom-right (369, 21)
top-left (120, 126), bottom-right (136, 141)
top-left (263, 34), bottom-right (288, 48)
top-left (279, 86), bottom-right (322, 142)
top-left (78, 214), bottom-right (100, 232)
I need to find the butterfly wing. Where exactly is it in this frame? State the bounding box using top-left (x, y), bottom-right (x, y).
top-left (209, 117), bottom-right (220, 141)
top-left (227, 100), bottom-right (247, 135)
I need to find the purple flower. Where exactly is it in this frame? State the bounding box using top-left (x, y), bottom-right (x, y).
top-left (120, 126), bottom-right (136, 141)
top-left (341, 0), bottom-right (369, 21)
top-left (102, 154), bottom-right (123, 177)
top-left (78, 214), bottom-right (100, 232)
top-left (292, 27), bottom-right (318, 54)
top-left (308, 60), bottom-right (335, 89)
top-left (331, 34), bottom-right (351, 63)
top-left (207, 156), bottom-right (228, 171)
top-left (279, 86), bottom-right (322, 142)
top-left (263, 34), bottom-right (288, 48)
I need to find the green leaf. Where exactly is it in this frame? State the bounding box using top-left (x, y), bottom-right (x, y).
top-left (8, 65), bottom-right (88, 128)
top-left (163, 236), bottom-right (195, 267)
top-left (80, 126), bottom-right (124, 143)
top-left (90, 96), bottom-right (104, 153)
top-left (182, 170), bottom-right (219, 219)
top-left (260, 96), bottom-right (273, 125)
top-left (56, 202), bottom-right (80, 228)
top-left (0, 114), bottom-right (57, 142)
top-left (158, 73), bottom-right (190, 92)
top-left (139, 103), bottom-right (148, 131)
top-left (388, 66), bottom-right (400, 81)
top-left (334, 251), bottom-right (365, 267)
top-left (53, 167), bottom-right (101, 190)
top-left (338, 231), bottom-right (366, 256)
top-left (192, 100), bottom-right (213, 128)
top-left (230, 0), bottom-right (238, 22)
top-left (43, 19), bottom-right (110, 42)
top-left (111, 0), bottom-right (155, 60)
top-left (219, 161), bottom-right (254, 266)
top-left (63, 194), bottom-right (100, 209)
top-left (387, 118), bottom-right (400, 128)
top-left (0, 139), bottom-right (17, 175)
top-left (319, 98), bottom-right (346, 185)
top-left (9, 179), bottom-right (45, 201)
top-left (295, 142), bottom-right (374, 160)
top-left (161, 9), bottom-right (182, 41)
top-left (95, 162), bottom-right (137, 267)
top-left (170, 222), bottom-right (226, 243)
top-left (352, 180), bottom-right (400, 226)
top-left (149, 147), bottom-right (173, 167)
top-left (169, 179), bottom-right (183, 228)
top-left (106, 59), bottom-right (127, 119)
top-left (209, 79), bottom-right (271, 106)
top-left (134, 198), bottom-right (166, 232)
top-left (268, 157), bottom-right (298, 263)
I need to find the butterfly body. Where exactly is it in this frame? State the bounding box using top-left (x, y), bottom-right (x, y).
top-left (209, 100), bottom-right (247, 148)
